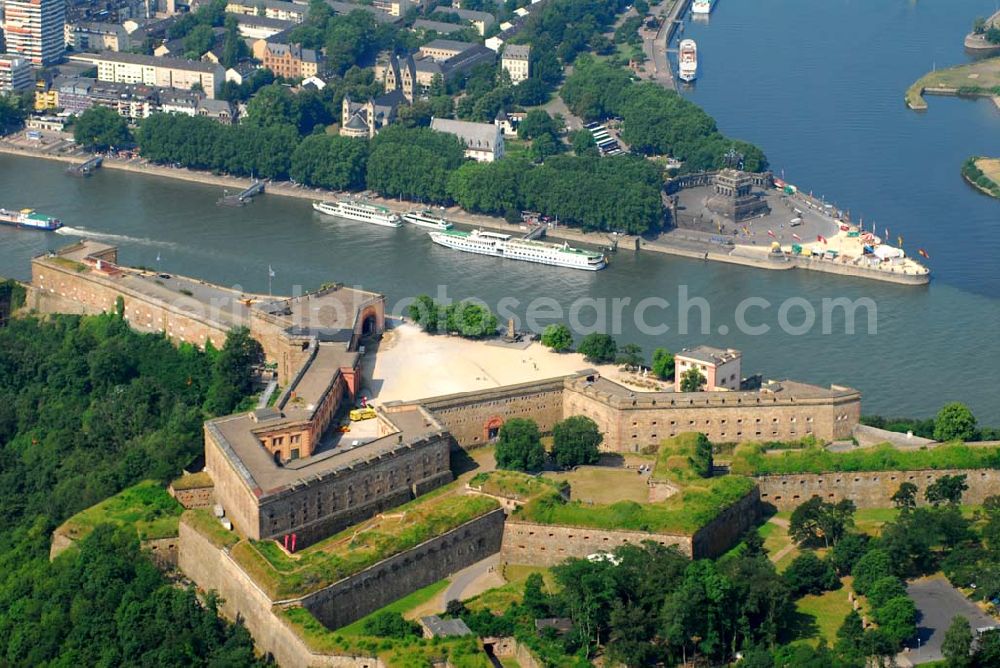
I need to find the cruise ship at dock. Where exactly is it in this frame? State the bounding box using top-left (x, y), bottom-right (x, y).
top-left (691, 0), bottom-right (713, 15)
top-left (0, 208), bottom-right (62, 231)
top-left (402, 211), bottom-right (453, 231)
top-left (678, 39), bottom-right (698, 82)
top-left (429, 229), bottom-right (608, 271)
top-left (312, 199), bottom-right (401, 228)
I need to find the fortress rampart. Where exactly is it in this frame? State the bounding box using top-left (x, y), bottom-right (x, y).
top-left (756, 468), bottom-right (1000, 511)
top-left (299, 508), bottom-right (506, 629)
top-left (411, 377), bottom-right (570, 448)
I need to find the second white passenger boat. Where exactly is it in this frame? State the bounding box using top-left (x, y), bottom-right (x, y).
top-left (678, 38), bottom-right (698, 83)
top-left (429, 229), bottom-right (608, 271)
top-left (313, 199), bottom-right (402, 228)
top-left (402, 210), bottom-right (453, 231)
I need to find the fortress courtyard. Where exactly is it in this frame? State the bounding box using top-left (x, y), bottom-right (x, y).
top-left (363, 322), bottom-right (627, 403)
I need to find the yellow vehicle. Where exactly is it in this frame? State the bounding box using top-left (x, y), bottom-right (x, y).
top-left (349, 407), bottom-right (377, 421)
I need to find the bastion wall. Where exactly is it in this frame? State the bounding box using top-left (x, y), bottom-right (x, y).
top-left (756, 468), bottom-right (1000, 511)
top-left (415, 378), bottom-right (569, 448)
top-left (563, 381), bottom-right (861, 453)
top-left (205, 423), bottom-right (454, 546)
top-left (300, 508), bottom-right (506, 629)
top-left (28, 257), bottom-right (230, 348)
top-left (178, 519), bottom-right (385, 668)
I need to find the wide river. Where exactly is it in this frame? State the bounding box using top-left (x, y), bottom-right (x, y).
top-left (2, 0), bottom-right (999, 421)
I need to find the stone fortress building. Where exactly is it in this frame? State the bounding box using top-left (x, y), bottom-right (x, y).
top-left (28, 240), bottom-right (891, 664)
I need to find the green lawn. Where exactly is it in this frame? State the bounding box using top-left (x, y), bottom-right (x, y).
top-left (790, 584), bottom-right (854, 646)
top-left (542, 467), bottom-right (649, 504)
top-left (906, 56), bottom-right (1000, 109)
top-left (502, 563), bottom-right (558, 592)
top-left (336, 579), bottom-right (449, 635)
top-left (231, 488), bottom-right (500, 598)
top-left (58, 480), bottom-right (183, 542)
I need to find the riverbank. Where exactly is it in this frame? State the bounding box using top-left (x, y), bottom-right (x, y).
top-left (905, 55), bottom-right (1000, 110)
top-left (964, 10), bottom-right (1000, 54)
top-left (961, 156), bottom-right (1000, 199)
top-left (0, 141), bottom-right (928, 285)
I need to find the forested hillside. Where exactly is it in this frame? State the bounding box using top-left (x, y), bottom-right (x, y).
top-left (0, 312), bottom-right (263, 665)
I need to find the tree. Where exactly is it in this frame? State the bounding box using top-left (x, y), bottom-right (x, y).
top-left (183, 23), bottom-right (215, 58)
top-left (361, 611), bottom-right (420, 638)
top-left (551, 416), bottom-right (603, 468)
top-left (926, 474), bottom-right (969, 507)
top-left (572, 129), bottom-right (599, 157)
top-left (522, 572), bottom-right (549, 617)
top-left (577, 333), bottom-right (617, 363)
top-left (891, 482), bottom-right (918, 512)
top-left (74, 106), bottom-right (132, 151)
top-left (679, 366), bottom-right (706, 393)
top-left (782, 553), bottom-right (839, 597)
top-left (835, 609), bottom-right (866, 665)
top-left (244, 84), bottom-right (297, 129)
top-left (0, 93), bottom-right (28, 129)
top-left (651, 347), bottom-right (674, 380)
top-left (616, 343), bottom-right (644, 369)
top-left (204, 327), bottom-right (264, 415)
top-left (867, 576), bottom-right (907, 610)
top-left (973, 17), bottom-right (987, 34)
top-left (788, 497), bottom-right (856, 548)
top-left (688, 432), bottom-right (713, 478)
top-left (517, 109), bottom-right (561, 140)
top-left (852, 549), bottom-right (893, 596)
top-left (444, 301), bottom-right (498, 338)
top-left (289, 134), bottom-right (369, 190)
top-left (495, 418), bottom-right (545, 471)
top-left (407, 294), bottom-right (441, 333)
top-left (872, 596), bottom-right (916, 649)
top-left (934, 403), bottom-right (977, 442)
top-left (540, 323), bottom-right (573, 352)
top-left (829, 532), bottom-right (870, 575)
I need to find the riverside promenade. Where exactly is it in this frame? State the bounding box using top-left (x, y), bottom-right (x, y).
top-left (0, 138), bottom-right (929, 286)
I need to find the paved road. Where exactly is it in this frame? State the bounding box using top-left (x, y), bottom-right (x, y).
top-left (443, 553), bottom-right (502, 603)
top-left (902, 576), bottom-right (998, 664)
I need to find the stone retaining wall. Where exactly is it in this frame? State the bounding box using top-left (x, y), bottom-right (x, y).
top-left (756, 468), bottom-right (1000, 511)
top-left (179, 519), bottom-right (385, 668)
top-left (501, 519), bottom-right (694, 566)
top-left (300, 508), bottom-right (506, 629)
top-left (415, 378), bottom-right (569, 448)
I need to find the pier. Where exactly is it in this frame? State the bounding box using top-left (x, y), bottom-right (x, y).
top-left (66, 156), bottom-right (102, 177)
top-left (523, 225), bottom-right (546, 240)
top-left (218, 180), bottom-right (265, 206)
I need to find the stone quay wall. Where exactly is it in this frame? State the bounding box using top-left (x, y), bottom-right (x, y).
top-left (501, 519), bottom-right (694, 566)
top-left (756, 468), bottom-right (1000, 511)
top-left (415, 377), bottom-right (569, 448)
top-left (178, 519), bottom-right (385, 668)
top-left (299, 508), bottom-right (506, 630)
top-left (563, 381), bottom-right (861, 453)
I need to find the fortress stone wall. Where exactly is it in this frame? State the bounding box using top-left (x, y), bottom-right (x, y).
top-left (415, 377), bottom-right (569, 448)
top-left (29, 249), bottom-right (230, 349)
top-left (500, 485), bottom-right (761, 565)
top-left (205, 421), bottom-right (453, 546)
top-left (690, 486), bottom-right (761, 558)
top-left (563, 378), bottom-right (860, 453)
top-left (756, 468), bottom-right (1000, 511)
top-left (179, 519), bottom-right (386, 668)
top-left (501, 520), bottom-right (694, 566)
top-left (300, 508), bottom-right (506, 629)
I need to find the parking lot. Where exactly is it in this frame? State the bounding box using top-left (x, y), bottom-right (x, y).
top-left (904, 576), bottom-right (997, 664)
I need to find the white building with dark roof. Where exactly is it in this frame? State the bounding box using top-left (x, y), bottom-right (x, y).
top-left (501, 43), bottom-right (530, 83)
top-left (430, 117), bottom-right (504, 163)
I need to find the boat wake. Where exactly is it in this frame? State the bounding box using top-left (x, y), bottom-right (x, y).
top-left (56, 226), bottom-right (177, 249)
